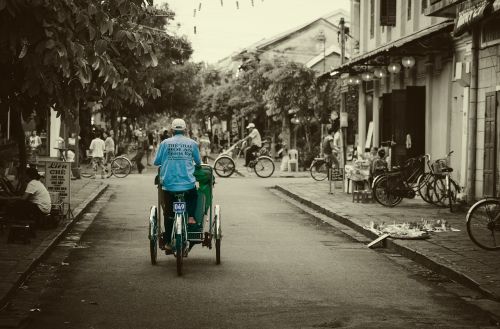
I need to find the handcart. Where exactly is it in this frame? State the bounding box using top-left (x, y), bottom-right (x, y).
top-left (148, 164), bottom-right (221, 276)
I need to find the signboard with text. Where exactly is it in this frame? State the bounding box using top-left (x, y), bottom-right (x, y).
top-left (44, 161), bottom-right (71, 205)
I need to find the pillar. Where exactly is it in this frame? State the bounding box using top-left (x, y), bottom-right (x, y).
top-left (373, 84), bottom-right (380, 147)
top-left (358, 84), bottom-right (366, 155)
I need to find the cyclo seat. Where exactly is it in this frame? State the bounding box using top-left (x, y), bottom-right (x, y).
top-left (441, 167), bottom-right (453, 173)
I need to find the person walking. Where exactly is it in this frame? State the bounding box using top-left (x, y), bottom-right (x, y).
top-left (104, 131), bottom-right (115, 172)
top-left (147, 131), bottom-right (154, 166)
top-left (199, 132), bottom-right (211, 164)
top-left (29, 130), bottom-right (42, 158)
top-left (133, 132), bottom-right (147, 174)
top-left (89, 132), bottom-right (106, 179)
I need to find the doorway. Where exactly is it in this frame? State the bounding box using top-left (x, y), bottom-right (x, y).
top-left (380, 86), bottom-right (426, 167)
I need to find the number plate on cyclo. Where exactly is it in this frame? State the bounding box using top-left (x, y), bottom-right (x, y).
top-left (173, 202), bottom-right (186, 214)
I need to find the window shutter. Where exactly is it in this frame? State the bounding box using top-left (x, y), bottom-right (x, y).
top-left (380, 0), bottom-right (397, 26)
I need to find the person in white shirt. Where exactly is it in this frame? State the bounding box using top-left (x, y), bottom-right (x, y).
top-left (29, 130), bottom-right (42, 156)
top-left (0, 167), bottom-right (51, 225)
top-left (89, 132), bottom-right (106, 179)
top-left (243, 123), bottom-right (262, 167)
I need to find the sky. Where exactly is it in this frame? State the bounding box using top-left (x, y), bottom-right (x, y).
top-left (158, 0), bottom-right (350, 63)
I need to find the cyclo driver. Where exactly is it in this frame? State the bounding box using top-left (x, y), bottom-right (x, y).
top-left (154, 118), bottom-right (201, 252)
top-left (243, 122), bottom-right (262, 167)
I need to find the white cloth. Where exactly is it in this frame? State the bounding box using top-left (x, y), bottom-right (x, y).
top-left (248, 128), bottom-right (262, 148)
top-left (89, 138), bottom-right (106, 158)
top-left (29, 135), bottom-right (42, 149)
top-left (25, 180), bottom-right (51, 214)
top-left (333, 131), bottom-right (341, 152)
top-left (104, 137), bottom-right (115, 153)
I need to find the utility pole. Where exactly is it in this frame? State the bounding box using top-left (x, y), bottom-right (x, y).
top-left (339, 17), bottom-right (347, 190)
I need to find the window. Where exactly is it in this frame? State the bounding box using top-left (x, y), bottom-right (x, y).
top-left (407, 0), bottom-right (412, 20)
top-left (482, 16), bottom-right (500, 47)
top-left (421, 0), bottom-right (428, 13)
top-left (380, 0), bottom-right (397, 26)
top-left (370, 0), bottom-right (375, 39)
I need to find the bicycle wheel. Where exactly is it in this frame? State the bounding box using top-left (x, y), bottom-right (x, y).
top-left (149, 211), bottom-right (157, 265)
top-left (213, 156), bottom-right (235, 178)
top-left (466, 199), bottom-right (500, 250)
top-left (310, 161), bottom-right (328, 181)
top-left (373, 176), bottom-right (403, 207)
top-left (80, 160), bottom-right (95, 178)
top-left (254, 157), bottom-right (275, 178)
top-left (175, 233), bottom-right (183, 276)
top-left (433, 176), bottom-right (457, 208)
top-left (416, 173), bottom-right (433, 204)
top-left (448, 179), bottom-right (459, 212)
top-left (111, 157), bottom-right (132, 178)
top-left (214, 205), bottom-right (221, 265)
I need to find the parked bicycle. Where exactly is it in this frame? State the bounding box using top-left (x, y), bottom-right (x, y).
top-left (466, 197), bottom-right (500, 250)
top-left (372, 154), bottom-right (427, 207)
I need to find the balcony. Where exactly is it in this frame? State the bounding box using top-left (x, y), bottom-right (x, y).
top-left (425, 0), bottom-right (466, 17)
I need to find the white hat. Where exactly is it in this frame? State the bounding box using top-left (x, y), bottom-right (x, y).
top-left (171, 118), bottom-right (187, 131)
top-left (246, 123), bottom-right (255, 129)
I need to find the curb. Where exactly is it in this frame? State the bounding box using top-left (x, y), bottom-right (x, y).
top-left (274, 185), bottom-right (500, 302)
top-left (0, 182), bottom-right (109, 308)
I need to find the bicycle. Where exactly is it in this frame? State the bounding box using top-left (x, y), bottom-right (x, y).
top-left (309, 157), bottom-right (329, 181)
top-left (372, 154), bottom-right (428, 207)
top-left (80, 153), bottom-right (133, 178)
top-left (432, 151), bottom-right (460, 212)
top-left (213, 140), bottom-right (275, 178)
top-left (466, 197), bottom-right (500, 250)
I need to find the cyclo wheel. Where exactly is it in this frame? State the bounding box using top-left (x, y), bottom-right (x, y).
top-left (80, 159), bottom-right (95, 178)
top-left (213, 156), bottom-right (235, 178)
top-left (175, 232), bottom-right (183, 276)
top-left (466, 198), bottom-right (500, 250)
top-left (310, 160), bottom-right (328, 181)
top-left (373, 175), bottom-right (403, 207)
top-left (149, 207), bottom-right (157, 265)
top-left (111, 157), bottom-right (132, 178)
top-left (254, 157), bottom-right (275, 178)
top-left (214, 205), bottom-right (222, 265)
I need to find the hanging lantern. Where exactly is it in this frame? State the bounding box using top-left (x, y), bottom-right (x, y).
top-left (373, 68), bottom-right (387, 79)
top-left (347, 75), bottom-right (361, 85)
top-left (361, 72), bottom-right (373, 81)
top-left (401, 56), bottom-right (416, 68)
top-left (221, 0), bottom-right (223, 6)
top-left (194, 26), bottom-right (197, 34)
top-left (387, 62), bottom-right (401, 74)
top-left (236, 1), bottom-right (239, 9)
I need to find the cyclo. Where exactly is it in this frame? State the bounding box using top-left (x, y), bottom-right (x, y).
top-left (148, 165), bottom-right (221, 276)
top-left (213, 139), bottom-right (275, 178)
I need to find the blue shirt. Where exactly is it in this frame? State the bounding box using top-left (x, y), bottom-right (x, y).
top-left (154, 134), bottom-right (201, 192)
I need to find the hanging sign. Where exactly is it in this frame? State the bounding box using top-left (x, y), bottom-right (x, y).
top-left (340, 112), bottom-right (348, 128)
top-left (44, 161), bottom-right (71, 205)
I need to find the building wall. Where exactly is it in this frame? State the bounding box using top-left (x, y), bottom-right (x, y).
top-left (258, 20), bottom-right (341, 65)
top-left (476, 43), bottom-right (500, 197)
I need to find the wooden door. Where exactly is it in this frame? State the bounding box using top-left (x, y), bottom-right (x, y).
top-left (484, 92), bottom-right (497, 197)
top-left (391, 89), bottom-right (407, 167)
top-left (381, 93), bottom-right (392, 143)
top-left (406, 87), bottom-right (426, 160)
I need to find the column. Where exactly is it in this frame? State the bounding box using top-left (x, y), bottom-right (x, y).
top-left (358, 84), bottom-right (366, 155)
top-left (373, 83), bottom-right (380, 147)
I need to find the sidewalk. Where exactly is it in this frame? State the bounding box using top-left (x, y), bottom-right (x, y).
top-left (0, 179), bottom-right (108, 307)
top-left (275, 180), bottom-right (500, 303)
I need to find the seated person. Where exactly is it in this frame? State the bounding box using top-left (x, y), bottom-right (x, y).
top-left (370, 149), bottom-right (388, 182)
top-left (154, 118), bottom-right (201, 252)
top-left (0, 167), bottom-right (51, 225)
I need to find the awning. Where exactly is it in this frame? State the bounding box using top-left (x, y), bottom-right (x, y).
top-left (332, 20), bottom-right (454, 74)
top-left (454, 0), bottom-right (492, 36)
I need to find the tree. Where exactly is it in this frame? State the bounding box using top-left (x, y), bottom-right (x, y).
top-left (0, 0), bottom-right (188, 177)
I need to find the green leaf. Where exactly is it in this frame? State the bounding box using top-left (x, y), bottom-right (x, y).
top-left (89, 26), bottom-right (96, 41)
top-left (150, 53), bottom-right (158, 67)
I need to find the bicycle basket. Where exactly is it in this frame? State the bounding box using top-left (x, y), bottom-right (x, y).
top-left (432, 158), bottom-right (448, 174)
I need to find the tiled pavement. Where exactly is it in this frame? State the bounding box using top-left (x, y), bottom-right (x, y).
top-left (0, 179), bottom-right (108, 307)
top-left (275, 180), bottom-right (500, 303)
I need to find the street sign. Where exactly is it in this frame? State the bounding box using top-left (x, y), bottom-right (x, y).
top-left (44, 161), bottom-right (71, 206)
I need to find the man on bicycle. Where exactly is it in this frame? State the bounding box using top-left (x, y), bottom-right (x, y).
top-left (322, 126), bottom-right (340, 169)
top-left (154, 118), bottom-right (201, 252)
top-left (243, 123), bottom-right (262, 167)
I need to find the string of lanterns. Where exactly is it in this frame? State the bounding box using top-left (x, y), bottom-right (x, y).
top-left (345, 56), bottom-right (416, 85)
top-left (193, 0), bottom-right (265, 34)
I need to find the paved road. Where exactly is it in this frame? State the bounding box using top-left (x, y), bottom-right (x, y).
top-left (15, 174), bottom-right (495, 328)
